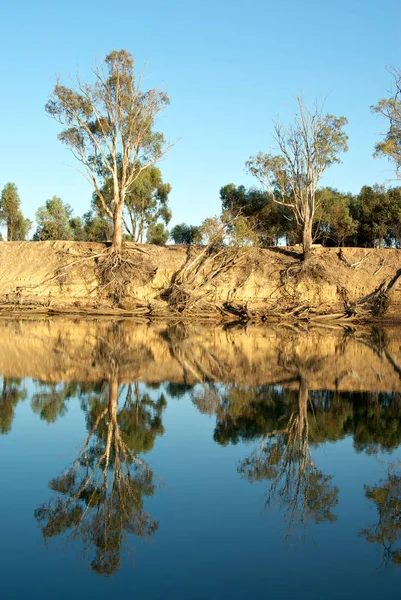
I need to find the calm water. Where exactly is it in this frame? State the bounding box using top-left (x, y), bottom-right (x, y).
top-left (1, 319), bottom-right (401, 599)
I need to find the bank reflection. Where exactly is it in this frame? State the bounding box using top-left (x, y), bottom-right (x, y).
top-left (1, 320), bottom-right (401, 571)
top-left (184, 327), bottom-right (401, 537)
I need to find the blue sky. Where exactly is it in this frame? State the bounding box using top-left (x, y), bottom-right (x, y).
top-left (0, 0), bottom-right (400, 232)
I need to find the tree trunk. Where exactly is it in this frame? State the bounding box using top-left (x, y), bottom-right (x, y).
top-left (112, 202), bottom-right (123, 253)
top-left (108, 371), bottom-right (119, 422)
top-left (302, 217), bottom-right (313, 262)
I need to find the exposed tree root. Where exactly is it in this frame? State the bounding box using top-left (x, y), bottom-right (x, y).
top-left (163, 243), bottom-right (250, 316)
top-left (5, 244), bottom-right (152, 309)
top-left (339, 268), bottom-right (401, 319)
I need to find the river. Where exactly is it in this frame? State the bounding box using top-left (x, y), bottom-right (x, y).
top-left (1, 318), bottom-right (401, 599)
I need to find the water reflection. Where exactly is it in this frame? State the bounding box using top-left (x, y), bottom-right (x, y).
top-left (34, 370), bottom-right (164, 575)
top-left (361, 464), bottom-right (401, 566)
top-left (238, 383), bottom-right (339, 533)
top-left (1, 319), bottom-right (401, 577)
top-left (0, 377), bottom-right (27, 434)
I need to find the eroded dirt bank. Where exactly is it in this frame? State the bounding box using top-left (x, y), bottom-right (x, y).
top-left (1, 318), bottom-right (401, 392)
top-left (0, 241), bottom-right (401, 321)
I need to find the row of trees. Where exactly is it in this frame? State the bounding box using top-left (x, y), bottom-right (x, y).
top-left (1, 50), bottom-right (400, 257)
top-left (0, 164), bottom-right (173, 245)
top-left (218, 182), bottom-right (401, 248)
top-left (42, 51), bottom-right (401, 260)
top-left (3, 179), bottom-right (401, 249)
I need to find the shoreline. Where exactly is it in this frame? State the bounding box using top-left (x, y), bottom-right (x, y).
top-left (0, 240), bottom-right (400, 322)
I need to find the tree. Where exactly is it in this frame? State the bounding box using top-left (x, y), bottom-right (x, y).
top-left (93, 165), bottom-right (172, 242)
top-left (315, 188), bottom-right (357, 246)
top-left (246, 98), bottom-right (348, 260)
top-left (170, 222), bottom-right (200, 244)
top-left (146, 222), bottom-right (169, 245)
top-left (220, 183), bottom-right (293, 246)
top-left (69, 216), bottom-right (86, 241)
top-left (387, 187), bottom-right (401, 247)
top-left (350, 185), bottom-right (393, 248)
top-left (34, 196), bottom-right (73, 240)
top-left (372, 68), bottom-right (401, 178)
top-left (46, 49), bottom-right (172, 253)
top-left (0, 183), bottom-right (32, 241)
top-left (82, 210), bottom-right (112, 242)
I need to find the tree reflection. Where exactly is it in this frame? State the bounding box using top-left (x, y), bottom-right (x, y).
top-left (31, 382), bottom-right (81, 423)
top-left (346, 391), bottom-right (401, 455)
top-left (0, 377), bottom-right (27, 434)
top-left (34, 371), bottom-right (164, 575)
top-left (238, 380), bottom-right (339, 533)
top-left (360, 465), bottom-right (401, 566)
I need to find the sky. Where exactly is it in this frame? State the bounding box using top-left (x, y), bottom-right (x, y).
top-left (0, 0), bottom-right (400, 234)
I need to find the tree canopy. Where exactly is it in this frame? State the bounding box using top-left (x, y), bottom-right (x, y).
top-left (45, 49), bottom-right (172, 253)
top-left (246, 98), bottom-right (348, 259)
top-left (372, 68), bottom-right (401, 178)
top-left (0, 183), bottom-right (31, 240)
top-left (34, 196), bottom-right (73, 241)
top-left (92, 165), bottom-right (172, 242)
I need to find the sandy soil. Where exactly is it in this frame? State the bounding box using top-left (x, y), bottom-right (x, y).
top-left (0, 241), bottom-right (400, 321)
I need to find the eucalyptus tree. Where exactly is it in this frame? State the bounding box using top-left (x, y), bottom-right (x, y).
top-left (0, 183), bottom-right (31, 241)
top-left (93, 165), bottom-right (172, 242)
top-left (45, 49), bottom-right (173, 254)
top-left (170, 222), bottom-right (200, 244)
top-left (220, 183), bottom-right (294, 245)
top-left (246, 98), bottom-right (348, 260)
top-left (34, 196), bottom-right (73, 241)
top-left (372, 68), bottom-right (401, 178)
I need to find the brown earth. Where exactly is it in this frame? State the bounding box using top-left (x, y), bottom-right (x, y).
top-left (0, 318), bottom-right (400, 392)
top-left (0, 241), bottom-right (401, 321)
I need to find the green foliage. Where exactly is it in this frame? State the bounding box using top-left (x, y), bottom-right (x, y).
top-left (315, 187), bottom-right (357, 246)
top-left (0, 182), bottom-right (31, 240)
top-left (125, 166), bottom-right (171, 241)
top-left (34, 196), bottom-right (73, 241)
top-left (246, 98), bottom-right (348, 258)
top-left (146, 222), bottom-right (169, 245)
top-left (93, 165), bottom-right (172, 243)
top-left (220, 183), bottom-right (294, 245)
top-left (372, 68), bottom-right (401, 178)
top-left (69, 216), bottom-right (85, 241)
top-left (45, 49), bottom-right (172, 250)
top-left (350, 185), bottom-right (401, 248)
top-left (0, 377), bottom-right (27, 434)
top-left (219, 182), bottom-right (401, 248)
top-left (82, 210), bottom-right (112, 242)
top-left (361, 466), bottom-right (401, 565)
top-left (228, 215), bottom-right (259, 247)
top-left (195, 216), bottom-right (225, 246)
top-left (170, 222), bottom-right (200, 244)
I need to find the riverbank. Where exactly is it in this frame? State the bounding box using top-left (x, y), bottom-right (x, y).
top-left (0, 241), bottom-right (400, 321)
